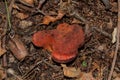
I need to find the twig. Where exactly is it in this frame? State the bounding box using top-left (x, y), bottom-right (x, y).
top-left (4, 0), bottom-right (15, 38)
top-left (107, 0), bottom-right (120, 80)
top-left (36, 8), bottom-right (46, 16)
top-left (1, 54), bottom-right (7, 68)
top-left (18, 0), bottom-right (34, 7)
top-left (43, 60), bottom-right (60, 71)
top-left (92, 27), bottom-right (112, 38)
top-left (4, 0), bottom-right (12, 32)
top-left (37, 0), bottom-right (47, 9)
top-left (71, 11), bottom-right (87, 23)
top-left (21, 59), bottom-right (47, 79)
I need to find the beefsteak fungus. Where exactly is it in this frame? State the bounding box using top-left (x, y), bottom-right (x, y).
top-left (32, 23), bottom-right (85, 63)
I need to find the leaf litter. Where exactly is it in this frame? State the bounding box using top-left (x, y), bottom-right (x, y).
top-left (0, 0), bottom-right (119, 80)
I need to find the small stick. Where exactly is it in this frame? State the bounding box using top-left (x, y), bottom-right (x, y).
top-left (92, 27), bottom-right (112, 38)
top-left (21, 59), bottom-right (47, 79)
top-left (1, 54), bottom-right (7, 68)
top-left (36, 9), bottom-right (46, 16)
top-left (16, 3), bottom-right (34, 12)
top-left (37, 0), bottom-right (47, 9)
top-left (4, 0), bottom-right (15, 38)
top-left (43, 60), bottom-right (60, 71)
top-left (18, 0), bottom-right (34, 7)
top-left (71, 11), bottom-right (87, 23)
top-left (4, 0), bottom-right (12, 32)
top-left (107, 0), bottom-right (120, 80)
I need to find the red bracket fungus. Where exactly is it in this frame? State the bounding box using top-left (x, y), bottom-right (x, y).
top-left (32, 23), bottom-right (85, 63)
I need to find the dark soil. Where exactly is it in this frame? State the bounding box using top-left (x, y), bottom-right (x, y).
top-left (0, 0), bottom-right (119, 80)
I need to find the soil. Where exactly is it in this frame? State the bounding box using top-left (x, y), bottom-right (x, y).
top-left (0, 0), bottom-right (119, 80)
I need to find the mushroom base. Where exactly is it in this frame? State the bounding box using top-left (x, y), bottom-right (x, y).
top-left (52, 55), bottom-right (77, 63)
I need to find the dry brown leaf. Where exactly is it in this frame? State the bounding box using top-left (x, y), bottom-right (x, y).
top-left (16, 12), bottom-right (29, 19)
top-left (61, 64), bottom-right (81, 78)
top-left (42, 15), bottom-right (56, 25)
top-left (114, 77), bottom-right (120, 80)
top-left (13, 4), bottom-right (20, 10)
top-left (112, 27), bottom-right (117, 43)
top-left (72, 18), bottom-right (81, 24)
top-left (113, 71), bottom-right (120, 80)
top-left (0, 40), bottom-right (6, 56)
top-left (21, 0), bottom-right (34, 5)
top-left (56, 10), bottom-right (65, 20)
top-left (0, 67), bottom-right (6, 79)
top-left (42, 10), bottom-right (65, 25)
top-left (61, 64), bottom-right (97, 80)
top-left (76, 72), bottom-right (96, 80)
top-left (8, 35), bottom-right (28, 60)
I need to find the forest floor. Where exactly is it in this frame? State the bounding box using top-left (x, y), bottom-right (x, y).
top-left (0, 0), bottom-right (120, 80)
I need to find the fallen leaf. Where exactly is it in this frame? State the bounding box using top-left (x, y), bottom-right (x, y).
top-left (113, 71), bottom-right (120, 80)
top-left (13, 4), bottom-right (20, 10)
top-left (56, 10), bottom-right (65, 20)
top-left (61, 64), bottom-right (81, 77)
top-left (72, 18), bottom-right (81, 24)
top-left (61, 64), bottom-right (97, 80)
top-left (76, 72), bottom-right (96, 80)
top-left (0, 66), bottom-right (6, 79)
top-left (0, 40), bottom-right (6, 56)
top-left (42, 10), bottom-right (65, 25)
top-left (114, 77), bottom-right (120, 80)
top-left (16, 12), bottom-right (29, 19)
top-left (21, 0), bottom-right (34, 5)
top-left (42, 15), bottom-right (55, 25)
top-left (8, 35), bottom-right (28, 60)
top-left (18, 20), bottom-right (33, 29)
top-left (112, 27), bottom-right (117, 43)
